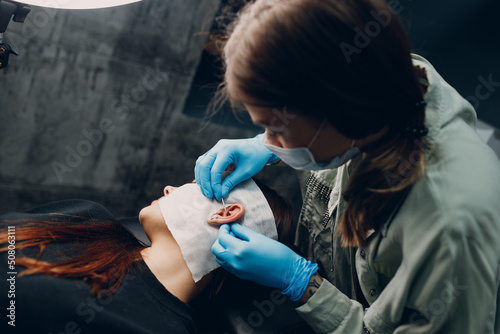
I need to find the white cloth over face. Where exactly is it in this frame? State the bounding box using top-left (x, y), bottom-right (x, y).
top-left (158, 179), bottom-right (278, 282)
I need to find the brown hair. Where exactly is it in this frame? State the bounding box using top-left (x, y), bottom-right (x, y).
top-left (212, 0), bottom-right (429, 247)
top-left (0, 180), bottom-right (293, 296)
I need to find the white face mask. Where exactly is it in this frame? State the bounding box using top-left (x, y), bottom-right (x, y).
top-left (261, 120), bottom-right (361, 171)
top-left (157, 180), bottom-right (277, 282)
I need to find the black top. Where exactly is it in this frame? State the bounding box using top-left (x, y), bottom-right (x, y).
top-left (0, 200), bottom-right (197, 334)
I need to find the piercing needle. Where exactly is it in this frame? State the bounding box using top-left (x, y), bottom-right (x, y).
top-left (221, 197), bottom-right (227, 214)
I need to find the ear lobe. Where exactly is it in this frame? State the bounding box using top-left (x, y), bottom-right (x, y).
top-left (207, 203), bottom-right (245, 226)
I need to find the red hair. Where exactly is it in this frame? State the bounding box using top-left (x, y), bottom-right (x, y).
top-left (0, 219), bottom-right (145, 294)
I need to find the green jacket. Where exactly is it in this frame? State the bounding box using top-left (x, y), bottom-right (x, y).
top-left (294, 54), bottom-right (500, 333)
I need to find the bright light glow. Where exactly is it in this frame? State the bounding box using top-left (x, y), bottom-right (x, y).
top-left (15, 0), bottom-right (141, 10)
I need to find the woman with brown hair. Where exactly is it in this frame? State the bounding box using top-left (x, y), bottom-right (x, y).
top-left (0, 177), bottom-right (293, 333)
top-left (195, 0), bottom-right (500, 332)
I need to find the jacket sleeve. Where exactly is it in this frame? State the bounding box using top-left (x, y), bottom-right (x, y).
top-left (295, 225), bottom-right (500, 334)
top-left (296, 279), bottom-right (367, 333)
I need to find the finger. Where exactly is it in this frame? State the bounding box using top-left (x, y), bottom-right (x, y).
top-left (219, 223), bottom-right (231, 234)
top-left (216, 257), bottom-right (236, 274)
top-left (194, 155), bottom-right (205, 188)
top-left (217, 224), bottom-right (243, 249)
top-left (211, 239), bottom-right (228, 259)
top-left (220, 167), bottom-right (251, 198)
top-left (229, 222), bottom-right (257, 242)
top-left (196, 153), bottom-right (217, 199)
top-left (214, 256), bottom-right (226, 266)
top-left (210, 154), bottom-right (233, 201)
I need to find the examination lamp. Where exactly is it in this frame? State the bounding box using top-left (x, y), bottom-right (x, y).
top-left (0, 0), bottom-right (141, 70)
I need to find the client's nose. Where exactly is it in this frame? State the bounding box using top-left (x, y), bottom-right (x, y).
top-left (164, 185), bottom-right (177, 195)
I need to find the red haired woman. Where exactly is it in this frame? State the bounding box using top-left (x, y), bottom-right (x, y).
top-left (0, 178), bottom-right (293, 333)
top-left (195, 0), bottom-right (500, 333)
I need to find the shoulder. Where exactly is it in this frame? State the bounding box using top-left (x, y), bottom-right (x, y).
top-left (386, 111), bottom-right (500, 245)
top-left (424, 118), bottom-right (500, 226)
top-left (396, 146), bottom-right (500, 250)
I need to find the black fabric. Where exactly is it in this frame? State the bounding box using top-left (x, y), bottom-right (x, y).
top-left (193, 273), bottom-right (316, 334)
top-left (0, 199), bottom-right (197, 334)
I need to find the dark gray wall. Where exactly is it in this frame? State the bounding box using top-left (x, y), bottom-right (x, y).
top-left (398, 0), bottom-right (500, 128)
top-left (0, 0), bottom-right (299, 218)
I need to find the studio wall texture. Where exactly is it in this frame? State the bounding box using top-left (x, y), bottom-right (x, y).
top-left (0, 0), bottom-right (298, 217)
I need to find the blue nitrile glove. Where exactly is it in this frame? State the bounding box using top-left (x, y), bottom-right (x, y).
top-left (212, 223), bottom-right (318, 301)
top-left (194, 133), bottom-right (279, 201)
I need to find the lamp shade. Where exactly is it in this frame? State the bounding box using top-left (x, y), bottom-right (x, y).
top-left (15, 0), bottom-right (141, 10)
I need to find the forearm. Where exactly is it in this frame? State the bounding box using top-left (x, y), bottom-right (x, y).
top-left (299, 271), bottom-right (323, 304)
top-left (295, 277), bottom-right (367, 333)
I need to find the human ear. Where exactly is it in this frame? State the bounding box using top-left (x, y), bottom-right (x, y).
top-left (207, 203), bottom-right (245, 226)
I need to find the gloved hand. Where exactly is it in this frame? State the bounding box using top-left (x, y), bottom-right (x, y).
top-left (212, 223), bottom-right (318, 301)
top-left (195, 134), bottom-right (278, 201)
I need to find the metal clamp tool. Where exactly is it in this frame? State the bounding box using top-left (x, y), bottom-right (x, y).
top-left (0, 1), bottom-right (31, 69)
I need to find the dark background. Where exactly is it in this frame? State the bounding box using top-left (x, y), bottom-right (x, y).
top-left (1, 0), bottom-right (499, 218)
